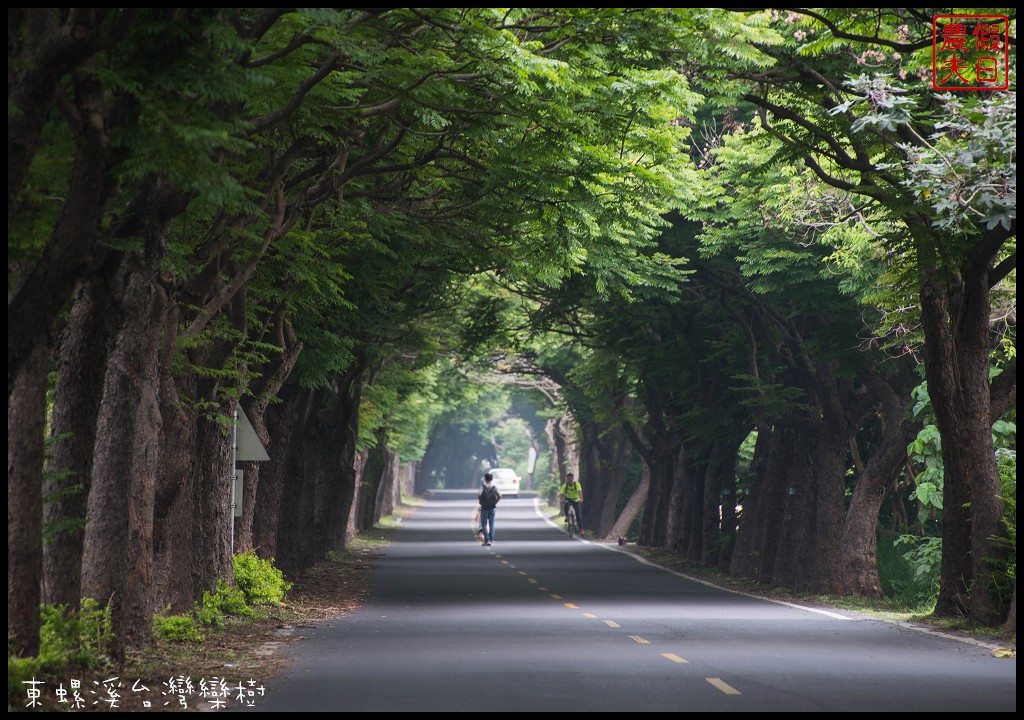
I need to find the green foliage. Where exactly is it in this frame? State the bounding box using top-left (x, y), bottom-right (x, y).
top-left (8, 654), bottom-right (43, 702)
top-left (889, 534), bottom-right (943, 611)
top-left (233, 552), bottom-right (292, 605)
top-left (907, 423), bottom-right (944, 523)
top-left (8, 599), bottom-right (114, 699)
top-left (36, 599), bottom-right (113, 670)
top-left (987, 449), bottom-right (1017, 612)
top-left (194, 579), bottom-right (255, 627)
top-left (837, 77), bottom-right (1016, 234)
top-left (152, 614), bottom-right (205, 643)
top-left (491, 417), bottom-right (533, 476)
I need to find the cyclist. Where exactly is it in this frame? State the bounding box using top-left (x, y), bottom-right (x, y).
top-left (558, 472), bottom-right (584, 537)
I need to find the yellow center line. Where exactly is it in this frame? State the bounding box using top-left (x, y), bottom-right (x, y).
top-left (706, 678), bottom-right (741, 695)
top-left (582, 613), bottom-right (597, 619)
top-left (628, 635), bottom-right (650, 644)
top-left (603, 620), bottom-right (620, 628)
top-left (550, 594), bottom-right (562, 600)
top-left (564, 603), bottom-right (578, 609)
top-left (538, 587), bottom-right (549, 592)
top-left (662, 653), bottom-right (689, 664)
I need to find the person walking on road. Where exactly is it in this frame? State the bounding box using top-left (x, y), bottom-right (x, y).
top-left (558, 472), bottom-right (584, 537)
top-left (478, 472), bottom-right (501, 546)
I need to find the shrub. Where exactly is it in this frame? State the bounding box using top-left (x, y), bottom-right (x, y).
top-left (233, 552), bottom-right (292, 605)
top-left (152, 614), bottom-right (204, 643)
top-left (8, 653), bottom-right (42, 701)
top-left (195, 580), bottom-right (255, 626)
top-left (36, 598), bottom-right (113, 670)
top-left (889, 534), bottom-right (942, 611)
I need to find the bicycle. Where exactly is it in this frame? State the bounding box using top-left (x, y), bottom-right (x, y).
top-left (565, 503), bottom-right (579, 539)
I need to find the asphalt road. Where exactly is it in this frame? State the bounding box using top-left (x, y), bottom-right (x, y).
top-left (250, 491), bottom-right (1016, 712)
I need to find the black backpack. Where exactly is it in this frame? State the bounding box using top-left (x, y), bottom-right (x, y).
top-left (480, 484), bottom-right (500, 509)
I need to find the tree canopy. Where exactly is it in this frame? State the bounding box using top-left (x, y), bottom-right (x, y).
top-left (8, 8), bottom-right (1016, 660)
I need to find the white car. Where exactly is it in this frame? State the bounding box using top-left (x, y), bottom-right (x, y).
top-left (487, 468), bottom-right (520, 499)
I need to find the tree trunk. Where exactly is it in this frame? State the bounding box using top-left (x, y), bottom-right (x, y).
top-left (807, 369), bottom-right (852, 595)
top-left (8, 62), bottom-right (110, 399)
top-left (8, 340), bottom-right (48, 656)
top-left (43, 275), bottom-right (115, 607)
top-left (552, 412), bottom-right (579, 481)
top-left (731, 424), bottom-right (786, 584)
top-left (608, 465), bottom-right (650, 541)
top-left (349, 449), bottom-right (372, 541)
top-left (840, 375), bottom-right (920, 597)
top-left (373, 447), bottom-right (401, 523)
top-left (669, 449), bottom-right (702, 562)
top-left (276, 363), bottom-right (364, 574)
top-left (254, 385), bottom-right (309, 561)
top-left (639, 438), bottom-right (684, 548)
top-left (579, 425), bottom-right (632, 539)
top-left (768, 425), bottom-right (818, 590)
top-left (922, 234), bottom-right (1007, 624)
top-left (400, 461), bottom-right (416, 498)
top-left (1003, 583), bottom-right (1016, 639)
top-left (81, 250), bottom-right (167, 657)
top-left (701, 441), bottom-right (739, 568)
top-left (236, 317), bottom-right (303, 553)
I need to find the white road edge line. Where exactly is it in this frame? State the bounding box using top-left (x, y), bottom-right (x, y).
top-left (532, 498), bottom-right (1007, 650)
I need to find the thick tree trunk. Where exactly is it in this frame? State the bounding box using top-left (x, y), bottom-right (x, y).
top-left (81, 251), bottom-right (167, 657)
top-left (669, 450), bottom-right (702, 562)
top-left (808, 370), bottom-right (851, 595)
top-left (254, 385), bottom-right (309, 561)
top-left (276, 364), bottom-right (364, 575)
top-left (400, 461), bottom-right (416, 498)
top-left (768, 426), bottom-right (818, 591)
top-left (580, 425), bottom-right (632, 539)
top-left (1003, 583), bottom-right (1016, 639)
top-left (608, 465), bottom-right (650, 541)
top-left (236, 318), bottom-right (303, 553)
top-left (640, 439), bottom-right (684, 548)
top-left (8, 67), bottom-right (110, 398)
top-left (154, 408), bottom-right (233, 611)
top-left (840, 375), bottom-right (920, 597)
top-left (349, 449), bottom-right (372, 541)
top-left (731, 424), bottom-right (786, 584)
top-left (416, 441), bottom-right (443, 495)
top-left (701, 441), bottom-right (739, 568)
top-left (602, 435), bottom-right (635, 536)
top-left (922, 244), bottom-right (1006, 623)
top-left (43, 275), bottom-right (115, 607)
top-left (328, 370), bottom-right (363, 552)
top-left (553, 412), bottom-right (580, 481)
top-left (8, 340), bottom-right (48, 656)
top-left (373, 447), bottom-right (401, 523)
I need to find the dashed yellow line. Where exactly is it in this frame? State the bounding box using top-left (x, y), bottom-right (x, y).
top-left (550, 594), bottom-right (562, 600)
top-left (564, 603), bottom-right (578, 609)
top-left (706, 678), bottom-right (741, 695)
top-left (628, 635), bottom-right (650, 644)
top-left (661, 653), bottom-right (688, 664)
top-left (528, 579), bottom-right (538, 584)
top-left (582, 613), bottom-right (597, 619)
top-left (603, 620), bottom-right (620, 628)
